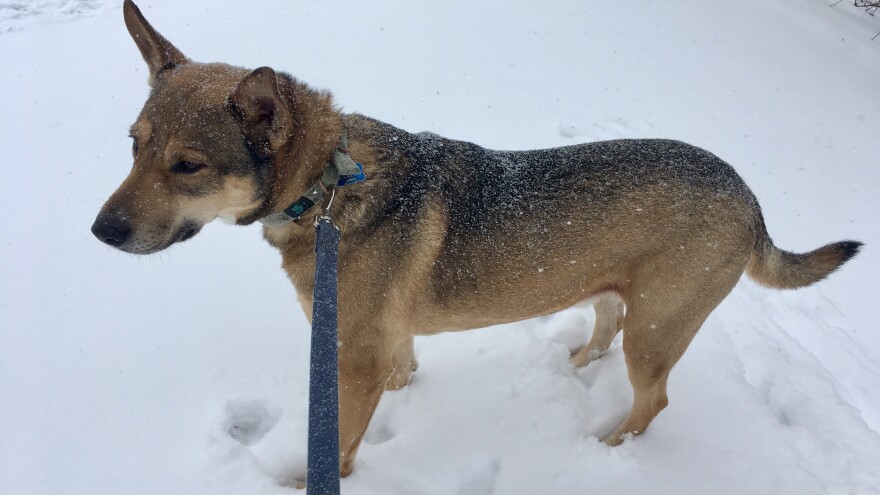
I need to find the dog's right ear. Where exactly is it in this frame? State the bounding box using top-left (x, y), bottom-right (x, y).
top-left (225, 67), bottom-right (292, 158)
top-left (123, 0), bottom-right (188, 87)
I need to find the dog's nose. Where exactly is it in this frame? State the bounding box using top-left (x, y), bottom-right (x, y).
top-left (91, 215), bottom-right (132, 247)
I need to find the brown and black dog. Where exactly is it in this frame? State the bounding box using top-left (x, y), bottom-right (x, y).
top-left (92, 0), bottom-right (862, 477)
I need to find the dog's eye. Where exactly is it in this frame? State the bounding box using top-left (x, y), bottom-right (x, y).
top-left (131, 138), bottom-right (139, 157)
top-left (171, 161), bottom-right (206, 174)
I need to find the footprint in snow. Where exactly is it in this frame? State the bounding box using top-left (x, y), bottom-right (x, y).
top-left (363, 421), bottom-right (396, 446)
top-left (456, 459), bottom-right (501, 495)
top-left (363, 395), bottom-right (401, 446)
top-left (223, 399), bottom-right (282, 447)
top-left (0, 0), bottom-right (109, 34)
top-left (558, 123), bottom-right (583, 139)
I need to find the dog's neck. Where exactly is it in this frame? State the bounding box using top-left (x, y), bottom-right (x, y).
top-left (239, 75), bottom-right (343, 229)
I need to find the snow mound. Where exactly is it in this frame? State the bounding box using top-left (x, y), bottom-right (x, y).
top-left (0, 0), bottom-right (111, 33)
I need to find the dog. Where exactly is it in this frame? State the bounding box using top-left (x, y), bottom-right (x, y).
top-left (92, 0), bottom-right (862, 478)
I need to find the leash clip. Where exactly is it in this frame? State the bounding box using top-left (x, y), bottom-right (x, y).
top-left (315, 188), bottom-right (339, 229)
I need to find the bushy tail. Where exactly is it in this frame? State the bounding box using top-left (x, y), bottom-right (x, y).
top-left (746, 217), bottom-right (862, 290)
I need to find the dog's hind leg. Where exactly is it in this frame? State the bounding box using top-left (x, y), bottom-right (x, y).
top-left (570, 292), bottom-right (625, 368)
top-left (602, 309), bottom-right (693, 446)
top-left (602, 252), bottom-right (744, 446)
top-left (386, 336), bottom-right (418, 391)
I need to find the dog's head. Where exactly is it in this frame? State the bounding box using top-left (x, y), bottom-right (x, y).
top-left (91, 0), bottom-right (297, 254)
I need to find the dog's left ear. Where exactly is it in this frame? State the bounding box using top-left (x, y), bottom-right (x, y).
top-left (123, 0), bottom-right (189, 86)
top-left (225, 67), bottom-right (292, 157)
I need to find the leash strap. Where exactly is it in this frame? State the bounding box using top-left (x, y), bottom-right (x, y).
top-left (268, 129), bottom-right (364, 492)
top-left (307, 216), bottom-right (341, 495)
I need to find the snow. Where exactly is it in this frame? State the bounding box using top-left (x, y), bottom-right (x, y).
top-left (1, 0), bottom-right (879, 494)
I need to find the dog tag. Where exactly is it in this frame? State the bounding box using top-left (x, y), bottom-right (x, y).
top-left (333, 150), bottom-right (366, 187)
top-left (337, 162), bottom-right (365, 187)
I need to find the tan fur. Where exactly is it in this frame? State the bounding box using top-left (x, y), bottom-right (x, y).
top-left (570, 292), bottom-right (625, 368)
top-left (746, 237), bottom-right (859, 289)
top-left (187, 177), bottom-right (263, 224)
top-left (92, 1), bottom-right (863, 480)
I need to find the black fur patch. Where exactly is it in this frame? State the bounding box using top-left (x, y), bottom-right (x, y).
top-left (838, 240), bottom-right (864, 264)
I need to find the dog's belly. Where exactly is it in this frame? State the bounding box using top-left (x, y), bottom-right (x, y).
top-left (417, 283), bottom-right (618, 335)
top-left (412, 185), bottom-right (755, 334)
top-left (412, 230), bottom-right (629, 334)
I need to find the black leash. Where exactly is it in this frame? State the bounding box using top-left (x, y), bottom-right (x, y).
top-left (307, 214), bottom-right (341, 495)
top-left (257, 130), bottom-right (365, 494)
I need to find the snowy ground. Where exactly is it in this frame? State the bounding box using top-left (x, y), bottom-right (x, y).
top-left (2, 1), bottom-right (879, 494)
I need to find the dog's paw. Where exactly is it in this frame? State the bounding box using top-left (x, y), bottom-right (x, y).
top-left (385, 358), bottom-right (419, 391)
top-left (222, 399), bottom-right (282, 447)
top-left (569, 346), bottom-right (606, 368)
top-left (385, 367), bottom-right (414, 391)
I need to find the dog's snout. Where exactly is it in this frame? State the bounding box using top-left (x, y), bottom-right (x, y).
top-left (91, 215), bottom-right (132, 247)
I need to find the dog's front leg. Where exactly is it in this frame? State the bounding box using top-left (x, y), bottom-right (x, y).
top-left (337, 340), bottom-right (392, 477)
top-left (386, 336), bottom-right (418, 391)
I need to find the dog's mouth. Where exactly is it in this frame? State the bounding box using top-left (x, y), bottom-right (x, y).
top-left (172, 222), bottom-right (200, 244)
top-left (111, 221), bottom-right (203, 255)
top-left (160, 221), bottom-right (202, 250)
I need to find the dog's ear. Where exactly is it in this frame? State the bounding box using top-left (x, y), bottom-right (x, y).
top-left (225, 67), bottom-right (292, 157)
top-left (123, 0), bottom-right (189, 86)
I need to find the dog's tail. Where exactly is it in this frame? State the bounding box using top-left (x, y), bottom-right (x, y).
top-left (745, 213), bottom-right (862, 290)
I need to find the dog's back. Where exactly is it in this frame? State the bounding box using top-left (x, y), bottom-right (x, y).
top-left (355, 116), bottom-right (757, 227)
top-left (341, 115), bottom-right (858, 335)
